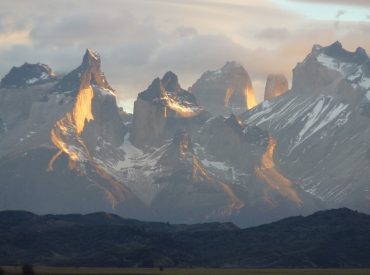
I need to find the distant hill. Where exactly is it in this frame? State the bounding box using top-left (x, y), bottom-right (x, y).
top-left (0, 208), bottom-right (369, 268)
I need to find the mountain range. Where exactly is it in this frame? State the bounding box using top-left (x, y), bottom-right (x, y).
top-left (0, 41), bottom-right (369, 227)
top-left (0, 208), bottom-right (369, 267)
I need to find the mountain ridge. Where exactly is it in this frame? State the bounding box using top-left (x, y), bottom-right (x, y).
top-left (0, 41), bottom-right (369, 228)
top-left (0, 208), bottom-right (369, 267)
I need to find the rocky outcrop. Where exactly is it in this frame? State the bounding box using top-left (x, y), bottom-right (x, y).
top-left (158, 130), bottom-right (193, 167)
top-left (0, 63), bottom-right (56, 89)
top-left (191, 61), bottom-right (257, 116)
top-left (197, 114), bottom-right (265, 172)
top-left (264, 74), bottom-right (289, 100)
top-left (131, 71), bottom-right (209, 147)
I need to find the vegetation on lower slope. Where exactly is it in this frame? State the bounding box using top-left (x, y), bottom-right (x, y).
top-left (0, 208), bottom-right (369, 268)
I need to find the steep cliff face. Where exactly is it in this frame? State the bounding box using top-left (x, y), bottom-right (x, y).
top-left (196, 114), bottom-right (265, 173)
top-left (131, 71), bottom-right (209, 147)
top-left (264, 74), bottom-right (289, 100)
top-left (191, 61), bottom-right (257, 116)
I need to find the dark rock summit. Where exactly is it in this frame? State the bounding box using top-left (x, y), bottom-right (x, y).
top-left (0, 62), bottom-right (56, 88)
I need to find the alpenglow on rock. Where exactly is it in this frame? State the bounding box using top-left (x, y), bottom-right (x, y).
top-left (264, 74), bottom-right (289, 100)
top-left (191, 61), bottom-right (257, 116)
top-left (0, 49), bottom-right (149, 220)
top-left (0, 63), bottom-right (56, 89)
top-left (131, 71), bottom-right (207, 147)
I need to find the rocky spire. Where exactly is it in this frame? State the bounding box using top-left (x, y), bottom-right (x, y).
top-left (264, 74), bottom-right (289, 100)
top-left (56, 49), bottom-right (113, 95)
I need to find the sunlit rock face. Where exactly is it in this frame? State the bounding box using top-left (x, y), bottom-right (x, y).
top-left (0, 63), bottom-right (56, 89)
top-left (49, 50), bottom-right (129, 203)
top-left (0, 49), bottom-right (148, 219)
top-left (191, 61), bottom-right (257, 116)
top-left (131, 71), bottom-right (209, 147)
top-left (264, 74), bottom-right (289, 100)
top-left (49, 49), bottom-right (127, 172)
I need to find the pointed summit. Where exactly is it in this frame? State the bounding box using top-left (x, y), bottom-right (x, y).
top-left (82, 49), bottom-right (101, 69)
top-left (56, 49), bottom-right (113, 95)
top-left (327, 40), bottom-right (343, 51)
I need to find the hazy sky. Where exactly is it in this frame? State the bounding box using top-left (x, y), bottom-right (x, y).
top-left (1, 0), bottom-right (369, 111)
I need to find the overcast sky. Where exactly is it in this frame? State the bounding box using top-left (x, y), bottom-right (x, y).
top-left (1, 0), bottom-right (370, 111)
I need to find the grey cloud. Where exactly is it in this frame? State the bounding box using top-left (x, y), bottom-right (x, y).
top-left (172, 26), bottom-right (198, 38)
top-left (254, 28), bottom-right (290, 41)
top-left (0, 0), bottom-right (370, 110)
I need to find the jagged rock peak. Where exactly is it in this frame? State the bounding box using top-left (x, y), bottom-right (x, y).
top-left (311, 41), bottom-right (369, 64)
top-left (82, 48), bottom-right (101, 68)
top-left (56, 49), bottom-right (113, 95)
top-left (138, 71), bottom-right (198, 108)
top-left (264, 74), bottom-right (289, 100)
top-left (0, 62), bottom-right (56, 89)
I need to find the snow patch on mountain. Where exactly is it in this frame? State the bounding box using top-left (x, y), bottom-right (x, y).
top-left (289, 97), bottom-right (349, 153)
top-left (316, 53), bottom-right (370, 90)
